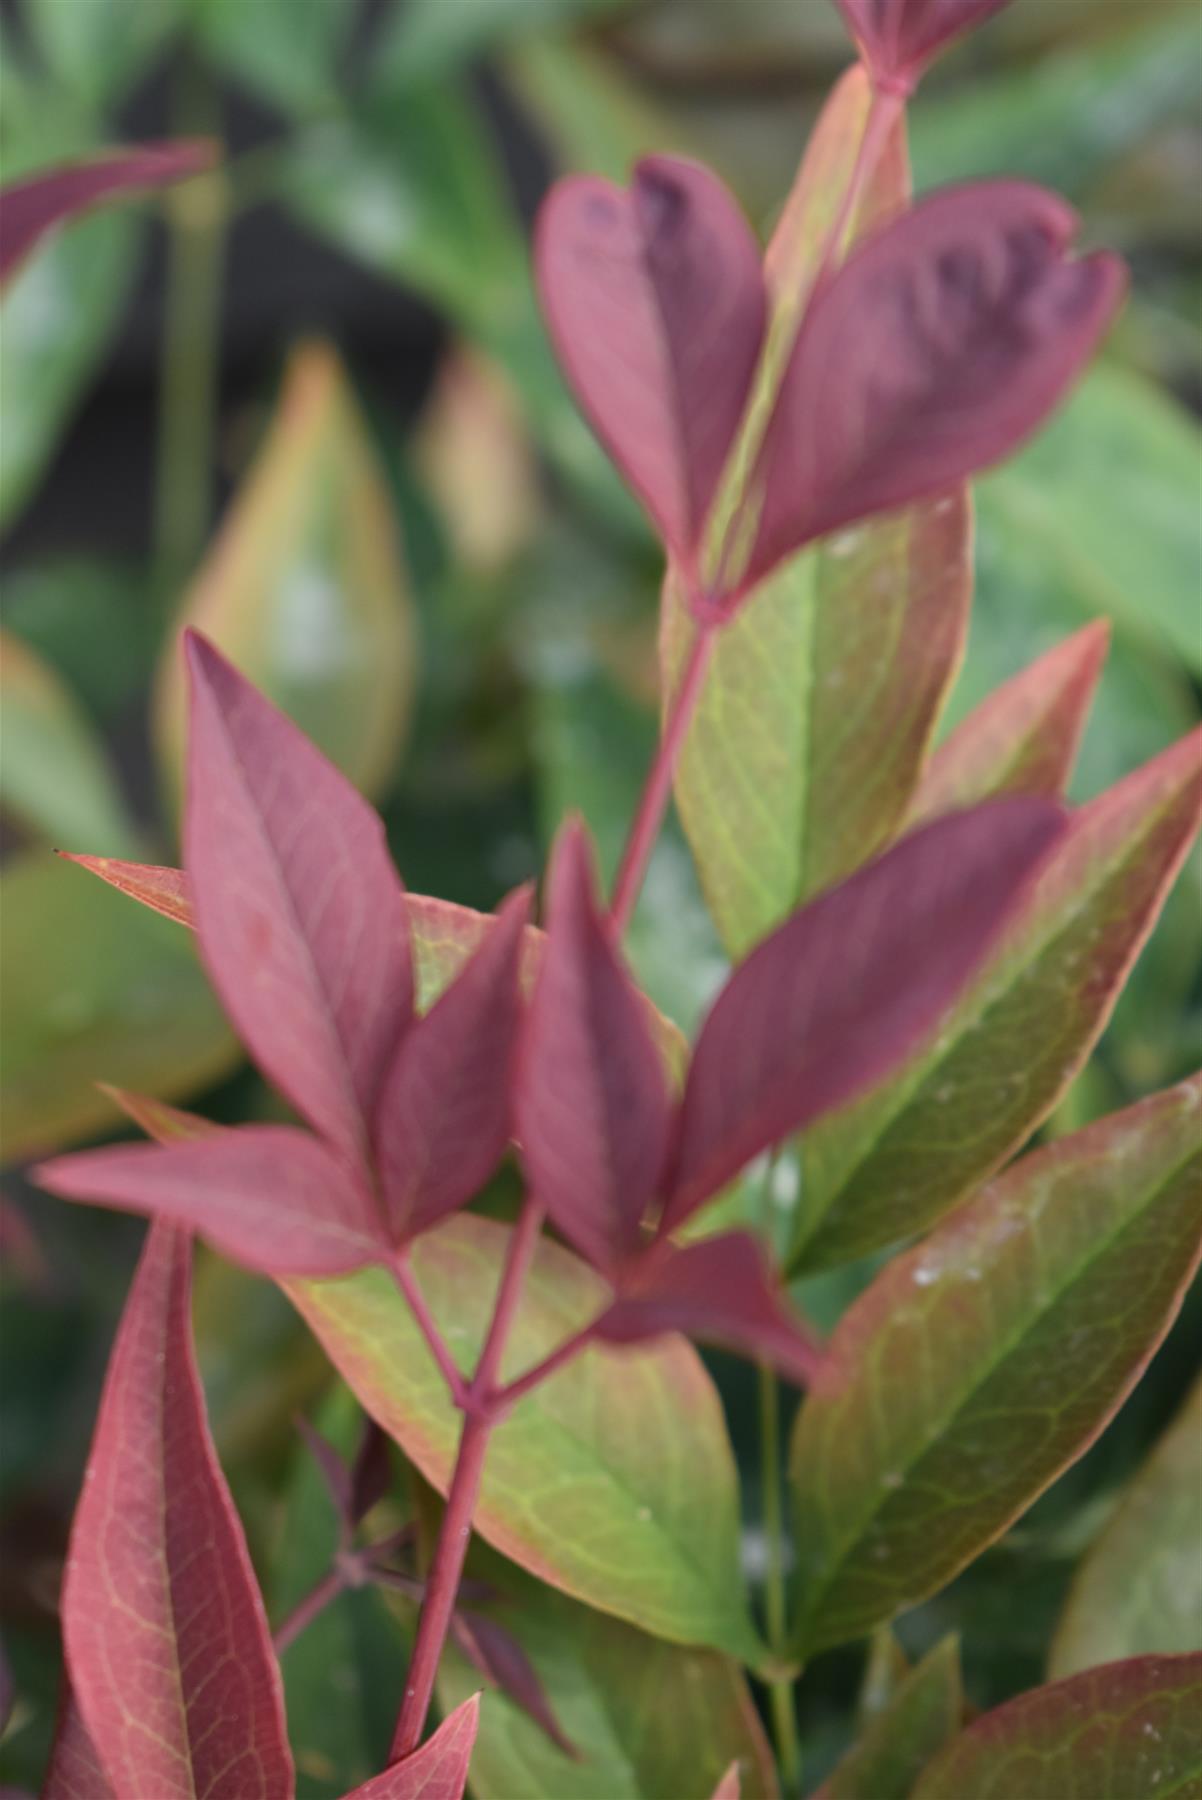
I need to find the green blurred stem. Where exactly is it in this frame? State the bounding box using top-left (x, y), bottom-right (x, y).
top-left (760, 1361), bottom-right (802, 1793)
top-left (155, 52), bottom-right (226, 598)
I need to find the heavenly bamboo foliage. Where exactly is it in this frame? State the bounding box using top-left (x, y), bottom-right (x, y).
top-left (812, 1636), bottom-right (962, 1800)
top-left (41, 1685), bottom-right (114, 1800)
top-left (0, 139), bottom-right (214, 287)
top-left (791, 1076), bottom-right (1202, 1653)
top-left (338, 1696), bottom-right (480, 1800)
top-left (62, 1220), bottom-right (293, 1798)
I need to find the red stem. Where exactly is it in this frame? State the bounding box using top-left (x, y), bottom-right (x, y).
top-left (389, 1199), bottom-right (546, 1760)
top-left (609, 614), bottom-right (718, 936)
top-left (272, 1565), bottom-right (345, 1656)
top-left (391, 1252), bottom-right (468, 1408)
top-left (489, 1314), bottom-right (601, 1414)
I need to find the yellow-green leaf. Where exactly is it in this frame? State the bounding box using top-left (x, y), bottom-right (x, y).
top-left (790, 1077), bottom-right (1202, 1654)
top-left (1050, 1374), bottom-right (1202, 1677)
top-left (153, 339), bottom-right (417, 805)
top-left (814, 1637), bottom-right (962, 1800)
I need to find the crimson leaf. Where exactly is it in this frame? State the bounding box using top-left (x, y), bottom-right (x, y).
top-left (451, 1609), bottom-right (578, 1758)
top-left (40, 1685), bottom-right (113, 1800)
top-left (665, 797), bottom-right (1064, 1225)
top-left (337, 1694), bottom-right (480, 1799)
top-left (535, 157), bottom-right (765, 570)
top-left (741, 183), bottom-right (1125, 597)
top-left (184, 630), bottom-right (412, 1165)
top-left (516, 821), bottom-right (672, 1271)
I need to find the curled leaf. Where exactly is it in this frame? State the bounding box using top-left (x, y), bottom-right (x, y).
top-left (536, 157), bottom-right (765, 568)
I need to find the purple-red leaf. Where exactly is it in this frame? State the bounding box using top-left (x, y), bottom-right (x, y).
top-left (338, 1694), bottom-right (480, 1799)
top-left (374, 886), bottom-right (531, 1240)
top-left (184, 630), bottom-right (411, 1164)
top-left (40, 1685), bottom-right (113, 1800)
top-left (61, 1221), bottom-right (292, 1798)
top-left (451, 1610), bottom-right (577, 1758)
top-left (597, 1233), bottom-right (822, 1387)
top-left (55, 854), bottom-right (194, 928)
top-left (665, 797), bottom-right (1064, 1225)
top-left (351, 1418), bottom-right (393, 1525)
top-left (37, 1125), bottom-right (385, 1277)
top-left (710, 1769), bottom-right (740, 1800)
top-left (741, 183), bottom-right (1125, 596)
top-left (535, 157), bottom-right (765, 568)
top-left (516, 822), bottom-right (673, 1271)
top-left (0, 141), bottom-right (215, 288)
top-left (296, 1415), bottom-right (355, 1530)
top-left (835, 0), bottom-right (1014, 91)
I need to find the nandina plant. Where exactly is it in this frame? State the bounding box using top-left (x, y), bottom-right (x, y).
top-left (23, 0), bottom-right (1202, 1794)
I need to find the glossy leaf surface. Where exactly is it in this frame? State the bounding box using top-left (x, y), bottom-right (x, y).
top-left (667, 798), bottom-right (1063, 1224)
top-left (339, 1695), bottom-right (480, 1800)
top-left (666, 74), bottom-right (969, 955)
top-left (1051, 1373), bottom-right (1202, 1676)
top-left (535, 156), bottom-right (764, 564)
top-left (744, 183), bottom-right (1124, 593)
top-left (183, 633), bottom-right (412, 1165)
top-left (436, 1548), bottom-right (776, 1798)
top-left (793, 728), bottom-right (1202, 1271)
top-left (287, 1215), bottom-right (763, 1663)
top-left (909, 621), bottom-right (1108, 823)
top-left (517, 823), bottom-right (673, 1270)
top-left (911, 1655), bottom-right (1202, 1800)
top-left (813, 1637), bottom-right (962, 1800)
top-left (155, 342), bottom-right (417, 803)
top-left (791, 1077), bottom-right (1202, 1652)
top-left (63, 1222), bottom-right (292, 1797)
top-left (38, 1126), bottom-right (384, 1278)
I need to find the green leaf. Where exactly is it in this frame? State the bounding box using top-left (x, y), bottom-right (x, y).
top-left (977, 365), bottom-right (1202, 677)
top-left (24, 0), bottom-right (184, 107)
top-left (910, 1654), bottom-right (1202, 1800)
top-left (375, 0), bottom-right (627, 85)
top-left (0, 628), bottom-right (138, 853)
top-left (666, 74), bottom-right (969, 958)
top-left (195, 0), bottom-right (350, 116)
top-left (285, 1214), bottom-right (764, 1664)
top-left (273, 1387), bottom-right (403, 1799)
top-left (1050, 1374), bottom-right (1202, 1677)
top-left (436, 1544), bottom-right (778, 1799)
top-left (790, 1077), bottom-right (1202, 1654)
top-left (153, 340), bottom-right (418, 804)
top-left (814, 1637), bottom-right (962, 1800)
top-left (791, 729), bottom-right (1202, 1273)
top-left (1, 850), bottom-right (238, 1162)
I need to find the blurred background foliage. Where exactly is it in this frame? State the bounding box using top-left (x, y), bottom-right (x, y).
top-left (0, 0), bottom-right (1199, 1791)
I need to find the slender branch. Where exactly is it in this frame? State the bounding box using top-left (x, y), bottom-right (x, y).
top-left (391, 1253), bottom-right (469, 1409)
top-left (155, 51), bottom-right (227, 598)
top-left (390, 1200), bottom-right (546, 1760)
top-left (759, 1361), bottom-right (802, 1792)
top-left (272, 1566), bottom-right (345, 1656)
top-left (609, 613), bottom-right (718, 936)
top-left (489, 1314), bottom-right (601, 1414)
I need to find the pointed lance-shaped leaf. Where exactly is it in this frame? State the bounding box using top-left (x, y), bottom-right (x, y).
top-left (55, 853), bottom-right (194, 929)
top-left (710, 1768), bottom-right (740, 1800)
top-left (740, 183), bottom-right (1126, 598)
top-left (184, 630), bottom-right (412, 1164)
top-left (834, 0), bottom-right (1015, 92)
top-left (596, 1233), bottom-right (822, 1387)
top-left (535, 156), bottom-right (765, 568)
top-left (37, 1124), bottom-right (386, 1277)
top-left (374, 885), bottom-right (531, 1241)
top-left (60, 1221), bottom-right (292, 1798)
top-left (516, 821), bottom-right (673, 1271)
top-left (908, 620), bottom-right (1109, 825)
top-left (665, 796), bottom-right (1064, 1226)
top-left (450, 1610), bottom-right (578, 1758)
top-left (910, 1655), bottom-right (1202, 1800)
top-left (41, 1684), bottom-right (114, 1800)
top-left (337, 1693), bottom-right (480, 1799)
top-left (0, 140), bottom-right (216, 288)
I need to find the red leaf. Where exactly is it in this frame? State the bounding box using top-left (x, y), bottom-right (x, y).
top-left (36, 1125), bottom-right (385, 1277)
top-left (0, 141), bottom-right (215, 288)
top-left (41, 1685), bottom-right (113, 1800)
top-left (665, 797), bottom-right (1064, 1224)
top-left (536, 157), bottom-right (765, 569)
top-left (338, 1694), bottom-right (480, 1799)
top-left (909, 620), bottom-right (1109, 825)
top-left (374, 886), bottom-right (531, 1240)
top-left (597, 1233), bottom-right (821, 1386)
top-left (451, 1610), bottom-right (577, 1757)
top-left (184, 630), bottom-right (411, 1164)
top-left (710, 1767), bottom-right (741, 1800)
top-left (835, 0), bottom-right (1014, 91)
top-left (516, 822), bottom-right (673, 1271)
top-left (742, 184), bottom-right (1125, 596)
top-left (61, 1222), bottom-right (292, 1798)
top-left (55, 854), bottom-right (194, 927)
